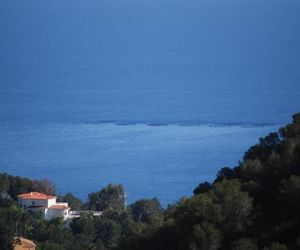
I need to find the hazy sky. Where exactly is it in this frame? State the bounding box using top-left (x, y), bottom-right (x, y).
top-left (1, 0), bottom-right (299, 92)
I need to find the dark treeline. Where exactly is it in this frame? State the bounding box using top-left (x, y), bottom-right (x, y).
top-left (1, 113), bottom-right (300, 250)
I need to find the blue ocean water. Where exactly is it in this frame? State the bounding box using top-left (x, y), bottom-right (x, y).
top-left (0, 121), bottom-right (280, 205)
top-left (0, 0), bottom-right (300, 205)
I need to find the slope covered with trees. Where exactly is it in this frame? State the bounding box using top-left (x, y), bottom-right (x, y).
top-left (0, 113), bottom-right (300, 250)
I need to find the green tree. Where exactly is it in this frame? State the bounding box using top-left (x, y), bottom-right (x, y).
top-left (58, 192), bottom-right (83, 210)
top-left (232, 238), bottom-right (258, 250)
top-left (244, 132), bottom-right (280, 161)
top-left (70, 214), bottom-right (95, 238)
top-left (193, 182), bottom-right (211, 195)
top-left (189, 222), bottom-right (222, 250)
top-left (239, 159), bottom-right (263, 182)
top-left (129, 198), bottom-right (163, 225)
top-left (215, 167), bottom-right (236, 182)
top-left (71, 233), bottom-right (96, 250)
top-left (94, 217), bottom-right (122, 249)
top-left (263, 242), bottom-right (288, 250)
top-left (209, 179), bottom-right (253, 235)
top-left (87, 184), bottom-right (125, 211)
top-left (280, 175), bottom-right (300, 198)
top-left (0, 173), bottom-right (9, 191)
top-left (31, 178), bottom-right (56, 195)
top-left (39, 241), bottom-right (65, 250)
top-left (279, 112), bottom-right (300, 139)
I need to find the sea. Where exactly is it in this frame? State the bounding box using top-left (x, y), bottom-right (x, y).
top-left (0, 0), bottom-right (299, 206)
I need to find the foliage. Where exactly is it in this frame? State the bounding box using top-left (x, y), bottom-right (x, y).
top-left (58, 192), bottom-right (83, 210)
top-left (129, 198), bottom-right (163, 225)
top-left (193, 181), bottom-right (211, 195)
top-left (231, 238), bottom-right (258, 250)
top-left (0, 173), bottom-right (55, 199)
top-left (87, 184), bottom-right (125, 211)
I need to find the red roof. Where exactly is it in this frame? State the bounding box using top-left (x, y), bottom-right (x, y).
top-left (17, 192), bottom-right (56, 200)
top-left (49, 205), bottom-right (69, 210)
top-left (13, 237), bottom-right (36, 248)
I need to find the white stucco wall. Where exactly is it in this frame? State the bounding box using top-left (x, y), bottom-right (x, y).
top-left (47, 198), bottom-right (56, 207)
top-left (45, 208), bottom-right (69, 220)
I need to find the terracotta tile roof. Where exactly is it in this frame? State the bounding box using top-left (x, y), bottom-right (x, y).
top-left (13, 237), bottom-right (36, 247)
top-left (17, 192), bottom-right (56, 200)
top-left (49, 205), bottom-right (70, 210)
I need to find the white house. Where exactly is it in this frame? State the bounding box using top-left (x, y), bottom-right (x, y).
top-left (17, 192), bottom-right (70, 220)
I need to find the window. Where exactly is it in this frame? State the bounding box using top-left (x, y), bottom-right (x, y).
top-left (32, 201), bottom-right (35, 205)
